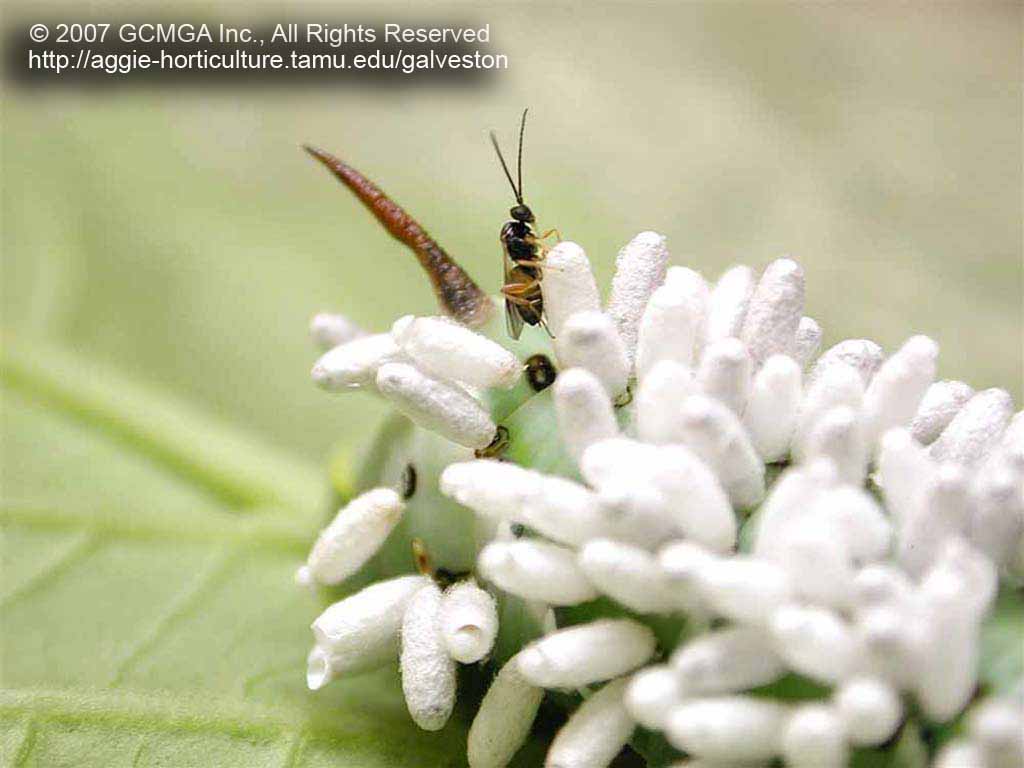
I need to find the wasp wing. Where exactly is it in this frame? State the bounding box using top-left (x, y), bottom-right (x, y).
top-left (501, 240), bottom-right (525, 340)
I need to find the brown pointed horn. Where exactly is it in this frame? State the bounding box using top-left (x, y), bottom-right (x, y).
top-left (303, 145), bottom-right (492, 328)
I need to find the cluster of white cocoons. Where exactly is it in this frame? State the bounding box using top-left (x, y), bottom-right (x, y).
top-left (302, 490), bottom-right (499, 732)
top-left (304, 233), bottom-right (1023, 767)
top-left (310, 312), bottom-right (521, 449)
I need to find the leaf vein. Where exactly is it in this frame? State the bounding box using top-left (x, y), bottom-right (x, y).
top-left (109, 545), bottom-right (240, 686)
top-left (0, 530), bottom-right (99, 611)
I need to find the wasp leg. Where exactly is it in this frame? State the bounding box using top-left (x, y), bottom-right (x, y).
top-left (536, 228), bottom-right (562, 242)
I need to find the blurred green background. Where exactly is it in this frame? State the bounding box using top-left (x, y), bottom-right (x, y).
top-left (1, 2), bottom-right (1021, 766)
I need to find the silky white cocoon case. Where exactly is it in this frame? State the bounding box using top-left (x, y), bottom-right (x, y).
top-left (440, 580), bottom-right (498, 664)
top-left (665, 697), bottom-right (790, 762)
top-left (400, 582), bottom-right (456, 731)
top-left (579, 539), bottom-right (678, 613)
top-left (517, 619), bottom-right (656, 688)
top-left (553, 367), bottom-right (620, 461)
top-left (309, 311), bottom-right (365, 349)
top-left (303, 488), bottom-right (404, 585)
top-left (625, 665), bottom-right (684, 730)
top-left (556, 311), bottom-right (630, 398)
top-left (696, 337), bottom-right (752, 415)
top-left (477, 539), bottom-right (598, 605)
top-left (635, 282), bottom-right (703, 378)
top-left (743, 353), bottom-right (802, 462)
top-left (541, 241), bottom-right (602, 338)
top-left (911, 380), bottom-right (975, 445)
top-left (794, 316), bottom-right (822, 368)
top-left (392, 315), bottom-right (521, 390)
top-left (740, 258), bottom-right (805, 366)
top-left (545, 678), bottom-right (635, 768)
top-left (671, 626), bottom-right (785, 694)
top-left (311, 574), bottom-right (431, 676)
top-left (930, 388), bottom-right (1014, 467)
top-left (376, 362), bottom-right (497, 449)
top-left (467, 650), bottom-right (545, 768)
top-left (808, 338), bottom-right (884, 389)
top-left (312, 333), bottom-right (404, 391)
top-left (705, 264), bottom-right (754, 345)
top-left (606, 231), bottom-right (670, 367)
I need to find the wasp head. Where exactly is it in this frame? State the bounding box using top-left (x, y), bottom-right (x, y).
top-left (510, 204), bottom-right (535, 223)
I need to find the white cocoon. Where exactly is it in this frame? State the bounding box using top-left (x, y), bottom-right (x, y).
top-left (579, 539), bottom-right (677, 613)
top-left (930, 388), bottom-right (1014, 467)
top-left (635, 359), bottom-right (697, 445)
top-left (553, 367), bottom-right (620, 461)
top-left (697, 556), bottom-right (792, 624)
top-left (440, 459), bottom-right (540, 520)
top-left (671, 626), bottom-right (784, 694)
top-left (645, 445), bottom-right (737, 552)
top-left (970, 465), bottom-right (1024, 567)
top-left (912, 581), bottom-right (981, 722)
top-left (792, 362), bottom-right (864, 461)
top-left (743, 353), bottom-right (802, 463)
top-left (852, 564), bottom-right (914, 611)
top-left (794, 316), bottom-right (823, 368)
top-left (933, 739), bottom-right (988, 768)
top-left (391, 315), bottom-right (521, 389)
top-left (580, 439), bottom-right (680, 547)
top-left (804, 406), bottom-right (868, 485)
top-left (440, 580), bottom-right (498, 663)
top-left (696, 337), bottom-right (752, 415)
top-left (541, 241), bottom-right (602, 338)
top-left (808, 339), bottom-right (884, 389)
top-left (876, 428), bottom-right (934, 525)
top-left (556, 311), bottom-right (630, 398)
top-left (517, 619), bottom-right (656, 688)
top-left (860, 335), bottom-right (938, 448)
top-left (625, 665), bottom-right (684, 730)
top-left (781, 704), bottom-right (847, 768)
top-left (677, 395), bottom-right (765, 509)
top-left (311, 575), bottom-right (431, 675)
top-left (770, 604), bottom-right (863, 684)
top-left (968, 698), bottom-right (1024, 768)
top-left (376, 362), bottom-right (497, 449)
top-left (833, 677), bottom-right (903, 746)
top-left (764, 518), bottom-right (857, 609)
top-left (752, 460), bottom-right (838, 557)
top-left (546, 678), bottom-right (635, 768)
top-left (898, 463), bottom-right (971, 577)
top-left (705, 265), bottom-right (754, 345)
top-left (812, 485), bottom-right (892, 564)
top-left (635, 282), bottom-right (702, 379)
top-left (305, 488), bottom-right (404, 585)
top-left (312, 333), bottom-right (403, 391)
top-left (663, 266), bottom-right (710, 356)
top-left (607, 231), bottom-right (670, 367)
top-left (665, 697), bottom-right (789, 762)
top-left (477, 539), bottom-right (597, 605)
top-left (309, 312), bottom-right (364, 349)
top-left (468, 650), bottom-right (544, 768)
top-left (740, 258), bottom-right (805, 367)
top-left (658, 540), bottom-right (717, 586)
top-left (910, 380), bottom-right (975, 445)
top-left (401, 583), bottom-right (456, 731)
top-left (516, 475), bottom-right (618, 547)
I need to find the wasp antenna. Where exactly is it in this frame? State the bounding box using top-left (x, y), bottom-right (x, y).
top-left (490, 130), bottom-right (522, 204)
top-left (516, 108), bottom-right (528, 202)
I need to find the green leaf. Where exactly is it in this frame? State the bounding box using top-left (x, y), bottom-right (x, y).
top-left (0, 336), bottom-right (510, 767)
